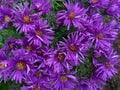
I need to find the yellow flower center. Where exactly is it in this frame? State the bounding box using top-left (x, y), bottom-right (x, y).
top-left (23, 15), bottom-right (30, 23)
top-left (57, 53), bottom-right (65, 62)
top-left (0, 61), bottom-right (6, 70)
top-left (60, 75), bottom-right (68, 82)
top-left (35, 71), bottom-right (42, 78)
top-left (4, 15), bottom-right (10, 22)
top-left (16, 61), bottom-right (26, 70)
top-left (33, 85), bottom-right (41, 90)
top-left (26, 45), bottom-right (32, 52)
top-left (36, 30), bottom-right (43, 37)
top-left (68, 12), bottom-right (75, 19)
top-left (91, 0), bottom-right (98, 4)
top-left (105, 62), bottom-right (111, 68)
top-left (9, 43), bottom-right (14, 49)
top-left (69, 44), bottom-right (77, 52)
top-left (97, 33), bottom-right (103, 40)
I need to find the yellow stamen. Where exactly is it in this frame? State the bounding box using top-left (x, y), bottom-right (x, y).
top-left (4, 15), bottom-right (10, 22)
top-left (60, 75), bottom-right (67, 82)
top-left (23, 15), bottom-right (30, 23)
top-left (36, 30), bottom-right (43, 37)
top-left (68, 12), bottom-right (75, 19)
top-left (16, 61), bottom-right (26, 70)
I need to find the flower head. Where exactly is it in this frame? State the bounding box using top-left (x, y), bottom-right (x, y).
top-left (59, 31), bottom-right (88, 65)
top-left (106, 0), bottom-right (120, 18)
top-left (31, 0), bottom-right (51, 14)
top-left (0, 6), bottom-right (13, 29)
top-left (13, 2), bottom-right (40, 33)
top-left (51, 72), bottom-right (77, 90)
top-left (26, 19), bottom-right (54, 47)
top-left (94, 50), bottom-right (119, 81)
top-left (56, 1), bottom-right (87, 30)
top-left (6, 49), bottom-right (33, 83)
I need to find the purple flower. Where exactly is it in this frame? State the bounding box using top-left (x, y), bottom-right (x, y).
top-left (87, 21), bottom-right (118, 51)
top-left (13, 2), bottom-right (41, 33)
top-left (0, 6), bottom-right (13, 29)
top-left (94, 50), bottom-right (119, 81)
top-left (59, 31), bottom-right (88, 65)
top-left (0, 51), bottom-right (9, 82)
top-left (46, 47), bottom-right (72, 73)
top-left (31, 0), bottom-right (51, 14)
top-left (106, 0), bottom-right (120, 18)
top-left (88, 0), bottom-right (109, 9)
top-left (1, 38), bottom-right (22, 51)
top-left (26, 19), bottom-right (54, 47)
top-left (51, 72), bottom-right (77, 90)
top-left (21, 68), bottom-right (51, 90)
top-left (56, 1), bottom-right (87, 30)
top-left (6, 49), bottom-right (33, 83)
top-left (77, 76), bottom-right (105, 90)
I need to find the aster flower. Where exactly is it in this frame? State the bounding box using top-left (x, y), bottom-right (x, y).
top-left (6, 49), bottom-right (33, 83)
top-left (94, 50), bottom-right (119, 81)
top-left (0, 51), bottom-right (9, 82)
top-left (1, 38), bottom-right (22, 52)
top-left (106, 0), bottom-right (120, 18)
top-left (0, 6), bottom-right (13, 29)
top-left (88, 0), bottom-right (109, 9)
top-left (13, 2), bottom-right (41, 33)
top-left (59, 31), bottom-right (88, 65)
top-left (87, 21), bottom-right (118, 51)
top-left (77, 76), bottom-right (105, 90)
top-left (56, 1), bottom-right (87, 30)
top-left (26, 19), bottom-right (54, 47)
top-left (21, 68), bottom-right (51, 90)
top-left (46, 46), bottom-right (72, 73)
top-left (51, 72), bottom-right (77, 90)
top-left (31, 0), bottom-right (51, 14)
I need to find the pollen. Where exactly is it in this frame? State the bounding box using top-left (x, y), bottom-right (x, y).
top-left (36, 30), bottom-right (43, 37)
top-left (35, 71), bottom-right (42, 78)
top-left (26, 45), bottom-right (32, 52)
top-left (33, 85), bottom-right (41, 90)
top-left (4, 15), bottom-right (10, 22)
top-left (9, 43), bottom-right (14, 49)
top-left (16, 61), bottom-right (26, 70)
top-left (69, 44), bottom-right (77, 52)
top-left (68, 12), bottom-right (75, 20)
top-left (0, 61), bottom-right (6, 70)
top-left (91, 0), bottom-right (98, 4)
top-left (97, 33), bottom-right (103, 40)
top-left (23, 15), bottom-right (30, 24)
top-left (57, 53), bottom-right (65, 62)
top-left (105, 62), bottom-right (111, 68)
top-left (60, 75), bottom-right (68, 82)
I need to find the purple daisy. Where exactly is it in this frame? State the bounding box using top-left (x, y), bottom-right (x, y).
top-left (59, 31), bottom-right (89, 65)
top-left (0, 6), bottom-right (13, 29)
top-left (77, 76), bottom-right (105, 90)
top-left (21, 68), bottom-right (51, 90)
top-left (13, 2), bottom-right (41, 33)
top-left (56, 1), bottom-right (87, 30)
top-left (46, 46), bottom-right (72, 73)
top-left (6, 49), bottom-right (33, 83)
top-left (51, 72), bottom-right (77, 90)
top-left (1, 38), bottom-right (22, 52)
top-left (94, 50), bottom-right (119, 81)
top-left (26, 19), bottom-right (54, 47)
top-left (106, 0), bottom-right (120, 18)
top-left (88, 0), bottom-right (109, 9)
top-left (31, 0), bottom-right (51, 14)
top-left (0, 51), bottom-right (9, 82)
top-left (87, 20), bottom-right (118, 51)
